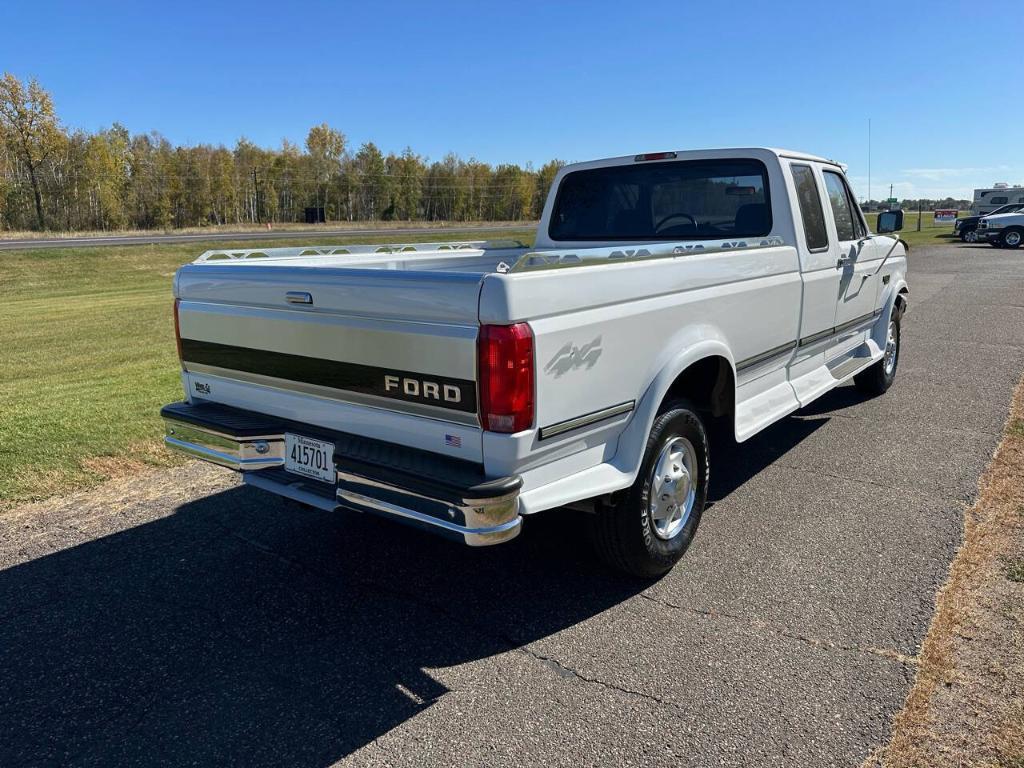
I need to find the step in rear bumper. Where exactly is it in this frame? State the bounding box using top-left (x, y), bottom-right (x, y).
top-left (164, 420), bottom-right (285, 470)
top-left (160, 401), bottom-right (522, 546)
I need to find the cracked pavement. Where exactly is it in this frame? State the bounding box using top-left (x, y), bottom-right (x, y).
top-left (1, 242), bottom-right (1022, 767)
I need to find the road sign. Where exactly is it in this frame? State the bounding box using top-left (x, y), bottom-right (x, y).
top-left (934, 209), bottom-right (958, 223)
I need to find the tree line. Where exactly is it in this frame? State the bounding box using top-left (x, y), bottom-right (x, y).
top-left (861, 198), bottom-right (970, 212)
top-left (0, 73), bottom-right (563, 232)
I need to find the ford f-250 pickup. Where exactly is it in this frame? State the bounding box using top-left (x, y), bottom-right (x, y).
top-left (161, 148), bottom-right (909, 577)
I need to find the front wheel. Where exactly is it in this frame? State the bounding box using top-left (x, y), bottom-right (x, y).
top-left (963, 230), bottom-right (977, 243)
top-left (588, 399), bottom-right (709, 578)
top-left (1000, 228), bottom-right (1023, 249)
top-left (854, 307), bottom-right (901, 395)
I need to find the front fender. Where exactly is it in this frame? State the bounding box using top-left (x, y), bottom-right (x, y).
top-left (870, 274), bottom-right (908, 351)
top-left (610, 332), bottom-right (735, 485)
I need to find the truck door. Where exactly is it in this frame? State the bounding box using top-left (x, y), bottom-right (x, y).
top-left (787, 162), bottom-right (835, 347)
top-left (821, 169), bottom-right (882, 346)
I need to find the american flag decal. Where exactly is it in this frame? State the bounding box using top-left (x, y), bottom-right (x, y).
top-left (444, 433), bottom-right (462, 448)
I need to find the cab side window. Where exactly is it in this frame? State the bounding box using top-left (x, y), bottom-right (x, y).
top-left (823, 171), bottom-right (858, 241)
top-left (790, 164), bottom-right (829, 251)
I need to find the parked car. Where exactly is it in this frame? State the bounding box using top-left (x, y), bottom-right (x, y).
top-left (161, 148), bottom-right (909, 577)
top-left (955, 203), bottom-right (1024, 242)
top-left (977, 209), bottom-right (1024, 248)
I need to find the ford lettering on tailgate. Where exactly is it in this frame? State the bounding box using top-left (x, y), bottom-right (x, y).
top-left (177, 339), bottom-right (477, 413)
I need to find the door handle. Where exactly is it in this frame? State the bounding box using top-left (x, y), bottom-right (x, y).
top-left (285, 291), bottom-right (313, 305)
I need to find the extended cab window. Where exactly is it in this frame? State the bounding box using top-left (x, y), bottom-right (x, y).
top-left (549, 159), bottom-right (771, 241)
top-left (791, 164), bottom-right (828, 251)
top-left (823, 171), bottom-right (858, 241)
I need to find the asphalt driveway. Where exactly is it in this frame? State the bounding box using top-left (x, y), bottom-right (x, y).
top-left (2, 242), bottom-right (1022, 767)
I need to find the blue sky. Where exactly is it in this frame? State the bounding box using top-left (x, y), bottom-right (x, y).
top-left (2, 0), bottom-right (1021, 200)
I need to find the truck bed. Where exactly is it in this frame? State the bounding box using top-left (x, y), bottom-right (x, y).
top-left (191, 239), bottom-right (529, 275)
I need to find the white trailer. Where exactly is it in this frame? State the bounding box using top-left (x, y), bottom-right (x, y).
top-left (972, 183), bottom-right (1024, 215)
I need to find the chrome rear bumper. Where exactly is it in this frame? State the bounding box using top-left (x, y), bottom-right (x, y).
top-left (337, 472), bottom-right (521, 547)
top-left (164, 421), bottom-right (285, 471)
top-left (161, 402), bottom-right (522, 546)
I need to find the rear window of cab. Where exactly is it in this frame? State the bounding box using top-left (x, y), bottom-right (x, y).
top-left (548, 159), bottom-right (772, 242)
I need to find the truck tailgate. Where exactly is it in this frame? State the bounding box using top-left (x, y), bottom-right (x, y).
top-left (174, 263), bottom-right (484, 459)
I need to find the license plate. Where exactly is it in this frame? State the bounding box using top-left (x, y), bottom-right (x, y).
top-left (284, 434), bottom-right (335, 484)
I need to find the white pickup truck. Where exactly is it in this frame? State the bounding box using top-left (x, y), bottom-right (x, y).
top-left (162, 148), bottom-right (909, 577)
top-left (976, 208), bottom-right (1024, 248)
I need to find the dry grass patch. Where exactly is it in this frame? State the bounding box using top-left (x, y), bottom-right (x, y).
top-left (870, 379), bottom-right (1024, 767)
top-left (80, 440), bottom-right (184, 481)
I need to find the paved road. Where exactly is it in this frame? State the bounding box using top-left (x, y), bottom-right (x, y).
top-left (0, 224), bottom-right (530, 251)
top-left (2, 243), bottom-right (1022, 767)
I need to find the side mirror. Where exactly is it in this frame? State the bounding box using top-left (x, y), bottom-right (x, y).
top-left (876, 209), bottom-right (904, 234)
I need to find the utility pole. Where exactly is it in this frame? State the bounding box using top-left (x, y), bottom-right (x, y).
top-left (253, 169), bottom-right (261, 224)
top-left (918, 199), bottom-right (923, 232)
top-left (867, 118), bottom-right (871, 206)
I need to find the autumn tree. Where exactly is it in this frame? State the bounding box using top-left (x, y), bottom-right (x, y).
top-left (388, 147), bottom-right (423, 220)
top-left (83, 124), bottom-right (130, 229)
top-left (0, 73), bottom-right (64, 229)
top-left (353, 142), bottom-right (388, 220)
top-left (534, 159), bottom-right (564, 218)
top-left (306, 123), bottom-right (345, 219)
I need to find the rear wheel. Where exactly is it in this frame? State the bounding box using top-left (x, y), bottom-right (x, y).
top-left (588, 399), bottom-right (708, 578)
top-left (1000, 228), bottom-right (1023, 249)
top-left (854, 306), bottom-right (901, 396)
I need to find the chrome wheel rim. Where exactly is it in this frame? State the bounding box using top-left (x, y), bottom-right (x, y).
top-left (883, 320), bottom-right (898, 376)
top-left (965, 231), bottom-right (977, 243)
top-left (648, 437), bottom-right (698, 540)
top-left (1006, 231), bottom-right (1021, 247)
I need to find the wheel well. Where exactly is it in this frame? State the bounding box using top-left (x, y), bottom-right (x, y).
top-left (662, 356), bottom-right (734, 420)
top-left (895, 288), bottom-right (909, 316)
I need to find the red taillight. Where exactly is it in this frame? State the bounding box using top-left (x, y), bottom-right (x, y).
top-left (478, 323), bottom-right (534, 433)
top-left (173, 299), bottom-right (185, 367)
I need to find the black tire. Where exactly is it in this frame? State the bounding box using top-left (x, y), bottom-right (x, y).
top-left (999, 227), bottom-right (1023, 249)
top-left (854, 306), bottom-right (902, 396)
top-left (588, 399), bottom-right (709, 578)
top-left (959, 230), bottom-right (970, 242)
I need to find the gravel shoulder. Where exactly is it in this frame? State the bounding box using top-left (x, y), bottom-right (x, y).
top-left (869, 374), bottom-right (1024, 767)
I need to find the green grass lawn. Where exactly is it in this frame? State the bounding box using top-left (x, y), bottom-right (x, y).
top-left (0, 230), bottom-right (535, 506)
top-left (864, 210), bottom-right (965, 248)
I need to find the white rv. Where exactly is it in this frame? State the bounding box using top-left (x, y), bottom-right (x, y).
top-left (972, 183), bottom-right (1024, 215)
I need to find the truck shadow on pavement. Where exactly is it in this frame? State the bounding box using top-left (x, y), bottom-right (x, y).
top-left (0, 399), bottom-right (838, 765)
